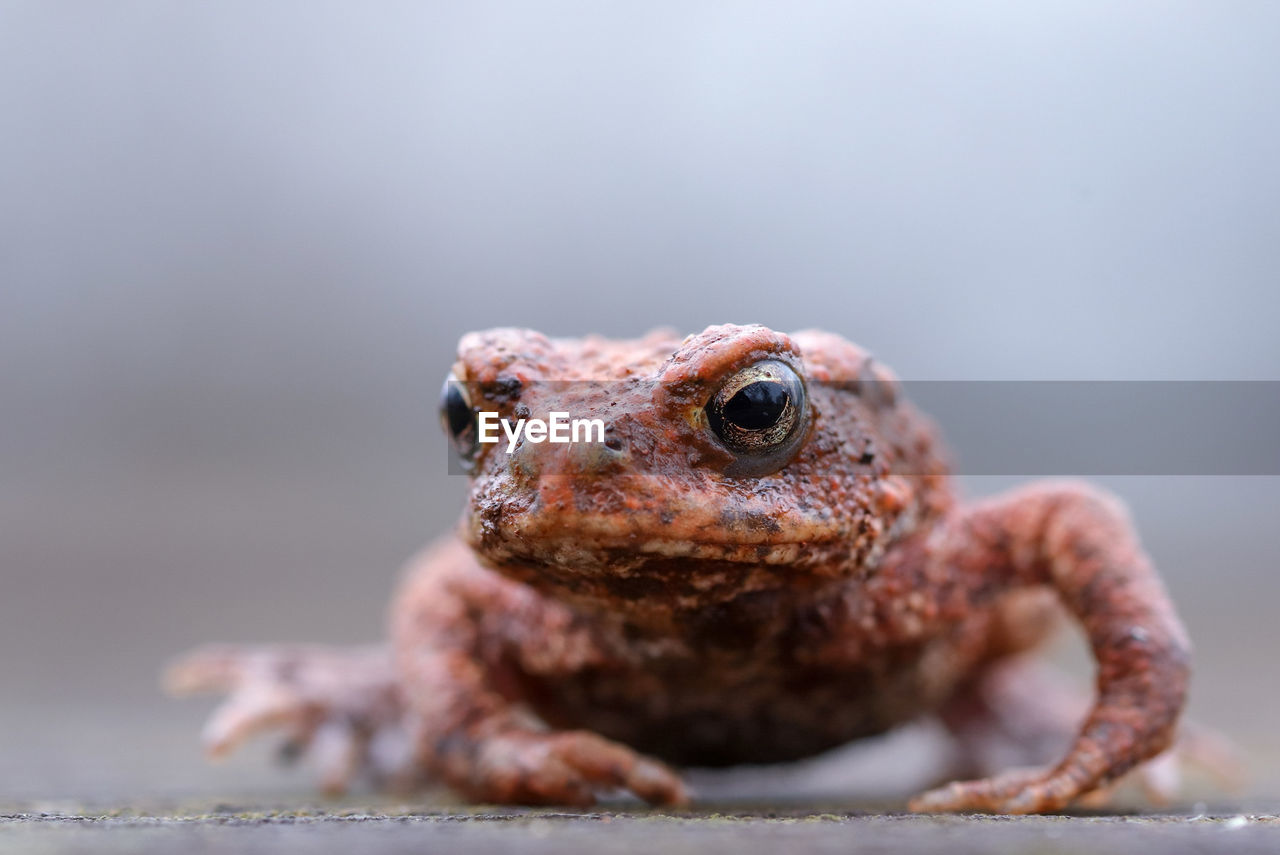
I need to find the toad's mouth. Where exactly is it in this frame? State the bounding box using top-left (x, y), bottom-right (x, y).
top-left (464, 499), bottom-right (870, 622)
top-left (464, 469), bottom-right (864, 575)
top-left (465, 511), bottom-right (855, 563)
top-left (468, 496), bottom-right (849, 558)
top-left (466, 508), bottom-right (856, 575)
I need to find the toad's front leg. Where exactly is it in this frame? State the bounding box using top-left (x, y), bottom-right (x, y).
top-left (165, 643), bottom-right (416, 794)
top-left (391, 539), bottom-right (688, 807)
top-left (910, 481), bottom-right (1191, 814)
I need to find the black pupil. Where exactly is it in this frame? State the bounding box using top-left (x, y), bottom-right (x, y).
top-left (724, 381), bottom-right (788, 430)
top-left (443, 384), bottom-right (472, 437)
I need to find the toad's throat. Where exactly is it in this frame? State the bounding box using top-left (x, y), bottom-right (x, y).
top-left (480, 548), bottom-right (859, 612)
top-left (479, 553), bottom-right (862, 646)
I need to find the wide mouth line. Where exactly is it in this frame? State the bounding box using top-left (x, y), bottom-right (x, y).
top-left (505, 530), bottom-right (813, 547)
top-left (524, 536), bottom-right (826, 559)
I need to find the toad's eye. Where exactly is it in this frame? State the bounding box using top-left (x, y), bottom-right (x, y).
top-left (705, 360), bottom-right (809, 476)
top-left (440, 373), bottom-right (479, 465)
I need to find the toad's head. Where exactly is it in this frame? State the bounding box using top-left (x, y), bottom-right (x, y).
top-left (440, 324), bottom-right (950, 632)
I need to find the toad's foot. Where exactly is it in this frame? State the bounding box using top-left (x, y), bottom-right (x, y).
top-left (916, 656), bottom-right (1244, 812)
top-left (1070, 720), bottom-right (1245, 808)
top-left (164, 644), bottom-right (417, 795)
top-left (442, 726), bottom-right (689, 807)
top-left (909, 765), bottom-right (1077, 814)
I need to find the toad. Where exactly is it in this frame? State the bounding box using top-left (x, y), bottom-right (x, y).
top-left (166, 324), bottom-right (1199, 813)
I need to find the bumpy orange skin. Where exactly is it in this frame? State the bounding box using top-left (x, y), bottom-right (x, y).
top-left (173, 324), bottom-right (1191, 813)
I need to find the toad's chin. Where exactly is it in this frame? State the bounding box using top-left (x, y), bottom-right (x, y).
top-left (462, 511), bottom-right (871, 626)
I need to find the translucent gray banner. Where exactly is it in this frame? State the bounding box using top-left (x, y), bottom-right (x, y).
top-left (443, 380), bottom-right (1280, 476)
top-left (906, 380), bottom-right (1279, 475)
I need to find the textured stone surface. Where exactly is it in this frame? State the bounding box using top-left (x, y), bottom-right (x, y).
top-left (3, 803), bottom-right (1280, 855)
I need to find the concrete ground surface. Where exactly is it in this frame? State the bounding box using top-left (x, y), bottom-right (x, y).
top-left (4, 800), bottom-right (1280, 855)
top-left (4, 718), bottom-right (1276, 854)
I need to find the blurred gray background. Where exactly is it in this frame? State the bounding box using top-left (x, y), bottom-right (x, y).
top-left (1, 1), bottom-right (1277, 804)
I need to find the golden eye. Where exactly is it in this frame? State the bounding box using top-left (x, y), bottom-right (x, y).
top-left (439, 373), bottom-right (478, 465)
top-left (706, 360), bottom-right (808, 475)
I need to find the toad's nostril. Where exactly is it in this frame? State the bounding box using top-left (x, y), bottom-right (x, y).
top-left (565, 427), bottom-right (627, 474)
